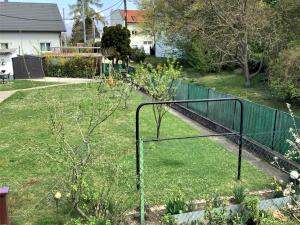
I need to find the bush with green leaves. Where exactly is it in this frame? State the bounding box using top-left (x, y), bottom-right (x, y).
top-left (269, 46), bottom-right (300, 104)
top-left (181, 39), bottom-right (218, 73)
top-left (130, 48), bottom-right (147, 63)
top-left (134, 58), bottom-right (181, 138)
top-left (43, 55), bottom-right (97, 78)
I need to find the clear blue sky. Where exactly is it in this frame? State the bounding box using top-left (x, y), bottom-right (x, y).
top-left (3, 0), bottom-right (138, 32)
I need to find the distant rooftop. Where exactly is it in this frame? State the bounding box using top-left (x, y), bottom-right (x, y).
top-left (120, 10), bottom-right (144, 23)
top-left (0, 2), bottom-right (66, 32)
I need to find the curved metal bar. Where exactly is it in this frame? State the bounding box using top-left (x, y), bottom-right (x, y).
top-left (135, 98), bottom-right (243, 188)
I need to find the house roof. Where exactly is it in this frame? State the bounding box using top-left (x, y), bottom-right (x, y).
top-left (0, 2), bottom-right (66, 32)
top-left (120, 10), bottom-right (144, 23)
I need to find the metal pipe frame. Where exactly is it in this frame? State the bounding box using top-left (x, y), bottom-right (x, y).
top-left (136, 98), bottom-right (244, 190)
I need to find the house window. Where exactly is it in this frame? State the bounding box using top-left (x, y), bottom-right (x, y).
top-left (40, 43), bottom-right (51, 52)
top-left (131, 30), bottom-right (137, 36)
top-left (144, 41), bottom-right (153, 45)
top-left (0, 43), bottom-right (8, 49)
top-left (131, 16), bottom-right (136, 22)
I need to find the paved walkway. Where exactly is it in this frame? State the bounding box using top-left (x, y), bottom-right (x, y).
top-left (0, 78), bottom-right (96, 104)
top-left (29, 77), bottom-right (97, 84)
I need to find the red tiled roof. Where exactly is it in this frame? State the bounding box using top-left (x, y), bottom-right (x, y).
top-left (120, 10), bottom-right (144, 23)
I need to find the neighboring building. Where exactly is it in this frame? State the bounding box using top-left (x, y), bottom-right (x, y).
top-left (0, 1), bottom-right (65, 75)
top-left (155, 36), bottom-right (182, 58)
top-left (110, 9), bottom-right (154, 54)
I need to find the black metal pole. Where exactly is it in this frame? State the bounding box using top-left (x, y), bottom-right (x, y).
top-left (136, 104), bottom-right (143, 190)
top-left (237, 100), bottom-right (243, 180)
top-left (135, 98), bottom-right (242, 190)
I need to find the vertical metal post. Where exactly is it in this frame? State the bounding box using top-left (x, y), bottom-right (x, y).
top-left (139, 140), bottom-right (145, 225)
top-left (206, 89), bottom-right (210, 118)
top-left (271, 110), bottom-right (278, 150)
top-left (237, 100), bottom-right (243, 180)
top-left (232, 101), bottom-right (237, 130)
top-left (0, 187), bottom-right (9, 225)
top-left (82, 0), bottom-right (87, 44)
top-left (136, 105), bottom-right (141, 190)
top-left (123, 0), bottom-right (128, 29)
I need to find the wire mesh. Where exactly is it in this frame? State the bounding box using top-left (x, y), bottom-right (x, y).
top-left (173, 82), bottom-right (300, 158)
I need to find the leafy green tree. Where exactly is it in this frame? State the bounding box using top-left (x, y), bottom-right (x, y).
top-left (134, 59), bottom-right (181, 138)
top-left (69, 0), bottom-right (105, 24)
top-left (101, 25), bottom-right (131, 65)
top-left (137, 0), bottom-right (163, 49)
top-left (141, 0), bottom-right (285, 86)
top-left (269, 45), bottom-right (300, 103)
top-left (69, 0), bottom-right (104, 44)
top-left (71, 17), bottom-right (100, 44)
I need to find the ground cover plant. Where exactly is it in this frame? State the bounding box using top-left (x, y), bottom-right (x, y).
top-left (0, 80), bottom-right (58, 91)
top-left (0, 84), bottom-right (273, 224)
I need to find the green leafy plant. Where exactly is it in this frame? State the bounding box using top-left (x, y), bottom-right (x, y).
top-left (232, 184), bottom-right (247, 204)
top-left (204, 197), bottom-right (228, 225)
top-left (165, 193), bottom-right (194, 215)
top-left (242, 196), bottom-right (261, 224)
top-left (161, 213), bottom-right (177, 225)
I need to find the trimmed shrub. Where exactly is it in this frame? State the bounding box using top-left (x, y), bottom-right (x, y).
top-left (130, 48), bottom-right (147, 63)
top-left (269, 46), bottom-right (300, 104)
top-left (43, 55), bottom-right (97, 78)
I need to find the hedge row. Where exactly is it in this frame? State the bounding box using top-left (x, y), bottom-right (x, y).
top-left (43, 55), bottom-right (99, 78)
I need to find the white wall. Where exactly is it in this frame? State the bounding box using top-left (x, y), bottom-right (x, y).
top-left (0, 32), bottom-right (61, 55)
top-left (128, 23), bottom-right (153, 54)
top-left (0, 51), bottom-right (17, 76)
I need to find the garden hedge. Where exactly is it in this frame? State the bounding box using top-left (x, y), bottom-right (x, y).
top-left (43, 55), bottom-right (98, 78)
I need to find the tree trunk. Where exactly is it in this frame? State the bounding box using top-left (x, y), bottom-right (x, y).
top-left (156, 121), bottom-right (161, 139)
top-left (244, 63), bottom-right (251, 87)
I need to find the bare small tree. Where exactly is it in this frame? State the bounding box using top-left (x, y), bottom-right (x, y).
top-left (45, 75), bottom-right (129, 221)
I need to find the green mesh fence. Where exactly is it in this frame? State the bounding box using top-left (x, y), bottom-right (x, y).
top-left (175, 81), bottom-right (189, 108)
top-left (207, 90), bottom-right (236, 128)
top-left (187, 84), bottom-right (209, 116)
top-left (236, 101), bottom-right (276, 148)
top-left (174, 81), bottom-right (300, 160)
top-left (273, 111), bottom-right (300, 155)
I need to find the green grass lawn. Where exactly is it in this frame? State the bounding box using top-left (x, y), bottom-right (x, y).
top-left (183, 68), bottom-right (300, 116)
top-left (0, 80), bottom-right (58, 91)
top-left (0, 84), bottom-right (273, 224)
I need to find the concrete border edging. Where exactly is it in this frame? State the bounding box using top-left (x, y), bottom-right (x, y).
top-left (173, 195), bottom-right (293, 224)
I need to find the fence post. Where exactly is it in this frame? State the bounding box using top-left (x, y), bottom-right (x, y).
top-left (271, 110), bottom-right (278, 150)
top-left (0, 187), bottom-right (9, 225)
top-left (232, 101), bottom-right (237, 130)
top-left (186, 83), bottom-right (190, 109)
top-left (206, 88), bottom-right (210, 118)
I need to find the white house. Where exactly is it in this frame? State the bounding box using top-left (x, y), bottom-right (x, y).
top-left (0, 1), bottom-right (65, 75)
top-left (110, 9), bottom-right (154, 54)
